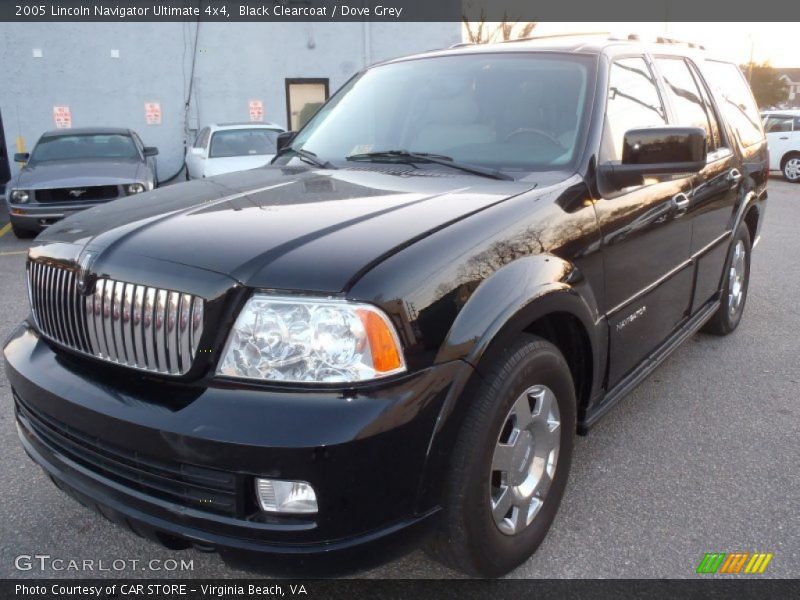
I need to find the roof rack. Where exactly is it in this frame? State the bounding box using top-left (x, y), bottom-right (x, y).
top-left (451, 31), bottom-right (706, 51)
top-left (654, 36), bottom-right (705, 50)
top-left (504, 31), bottom-right (611, 44)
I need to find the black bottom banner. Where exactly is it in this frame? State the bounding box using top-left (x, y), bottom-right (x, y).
top-left (3, 579), bottom-right (799, 600)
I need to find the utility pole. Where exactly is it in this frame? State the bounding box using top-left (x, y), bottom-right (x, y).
top-left (747, 35), bottom-right (755, 83)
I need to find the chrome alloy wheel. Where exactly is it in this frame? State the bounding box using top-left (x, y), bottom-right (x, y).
top-left (490, 385), bottom-right (561, 535)
top-left (784, 157), bottom-right (800, 181)
top-left (728, 240), bottom-right (746, 315)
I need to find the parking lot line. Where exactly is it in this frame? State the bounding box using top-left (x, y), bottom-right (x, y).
top-left (0, 250), bottom-right (27, 257)
top-left (0, 222), bottom-right (11, 238)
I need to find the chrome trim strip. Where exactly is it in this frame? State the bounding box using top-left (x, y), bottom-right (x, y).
top-left (143, 287), bottom-right (156, 371)
top-left (606, 230), bottom-right (732, 317)
top-left (166, 291), bottom-right (180, 375)
top-left (179, 293), bottom-right (192, 373)
top-left (155, 289), bottom-right (168, 373)
top-left (123, 283), bottom-right (137, 367)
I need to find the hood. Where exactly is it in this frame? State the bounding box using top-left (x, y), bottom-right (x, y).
top-left (38, 166), bottom-right (536, 293)
top-left (204, 155), bottom-right (274, 177)
top-left (17, 158), bottom-right (143, 188)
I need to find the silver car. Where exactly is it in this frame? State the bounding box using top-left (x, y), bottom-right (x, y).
top-left (5, 127), bottom-right (158, 238)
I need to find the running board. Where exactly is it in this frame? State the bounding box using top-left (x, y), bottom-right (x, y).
top-left (578, 298), bottom-right (720, 434)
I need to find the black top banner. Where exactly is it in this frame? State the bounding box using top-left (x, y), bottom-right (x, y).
top-left (4, 0), bottom-right (800, 22)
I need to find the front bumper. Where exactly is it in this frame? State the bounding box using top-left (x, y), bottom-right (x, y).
top-left (8, 202), bottom-right (105, 231)
top-left (4, 322), bottom-right (468, 573)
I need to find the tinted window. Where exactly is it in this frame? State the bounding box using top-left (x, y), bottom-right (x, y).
top-left (764, 116), bottom-right (793, 133)
top-left (687, 61), bottom-right (726, 150)
top-left (285, 54), bottom-right (594, 172)
top-left (702, 61), bottom-right (764, 147)
top-left (659, 58), bottom-right (728, 151)
top-left (601, 57), bottom-right (667, 162)
top-left (209, 129), bottom-right (280, 158)
top-left (31, 134), bottom-right (139, 162)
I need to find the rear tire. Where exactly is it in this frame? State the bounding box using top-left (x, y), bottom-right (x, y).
top-left (428, 335), bottom-right (576, 577)
top-left (702, 222), bottom-right (751, 335)
top-left (782, 153), bottom-right (800, 183)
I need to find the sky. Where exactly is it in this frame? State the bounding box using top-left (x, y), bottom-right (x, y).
top-left (490, 23), bottom-right (798, 68)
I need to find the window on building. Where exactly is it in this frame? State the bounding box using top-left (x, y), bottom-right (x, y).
top-left (286, 79), bottom-right (329, 131)
top-left (600, 57), bottom-right (667, 163)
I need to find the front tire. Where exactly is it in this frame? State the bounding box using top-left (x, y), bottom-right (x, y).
top-left (11, 221), bottom-right (36, 239)
top-left (782, 153), bottom-right (800, 183)
top-left (702, 222), bottom-right (751, 335)
top-left (428, 335), bottom-right (576, 577)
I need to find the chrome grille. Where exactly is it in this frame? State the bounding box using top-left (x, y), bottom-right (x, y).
top-left (27, 261), bottom-right (204, 376)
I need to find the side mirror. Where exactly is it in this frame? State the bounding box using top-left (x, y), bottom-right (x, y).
top-left (276, 131), bottom-right (296, 153)
top-left (190, 147), bottom-right (205, 157)
top-left (143, 146), bottom-right (159, 157)
top-left (14, 152), bottom-right (30, 163)
top-left (598, 127), bottom-right (707, 190)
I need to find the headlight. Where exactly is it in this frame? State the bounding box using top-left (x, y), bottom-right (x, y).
top-left (126, 183), bottom-right (146, 195)
top-left (218, 295), bottom-right (406, 383)
top-left (9, 189), bottom-right (30, 203)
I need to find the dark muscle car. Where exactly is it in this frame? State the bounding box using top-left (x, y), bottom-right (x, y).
top-left (5, 127), bottom-right (158, 237)
top-left (3, 37), bottom-right (767, 577)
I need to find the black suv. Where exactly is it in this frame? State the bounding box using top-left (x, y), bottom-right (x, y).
top-left (3, 37), bottom-right (767, 577)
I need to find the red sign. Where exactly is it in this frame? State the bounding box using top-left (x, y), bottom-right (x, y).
top-left (145, 102), bottom-right (162, 125)
top-left (249, 100), bottom-right (264, 122)
top-left (53, 106), bottom-right (72, 129)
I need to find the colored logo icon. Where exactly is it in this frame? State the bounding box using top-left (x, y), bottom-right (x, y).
top-left (696, 552), bottom-right (773, 574)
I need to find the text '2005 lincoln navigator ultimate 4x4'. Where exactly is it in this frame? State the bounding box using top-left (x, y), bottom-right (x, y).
top-left (3, 36), bottom-right (767, 577)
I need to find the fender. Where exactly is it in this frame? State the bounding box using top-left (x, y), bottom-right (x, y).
top-left (731, 189), bottom-right (764, 244)
top-left (435, 253), bottom-right (603, 374)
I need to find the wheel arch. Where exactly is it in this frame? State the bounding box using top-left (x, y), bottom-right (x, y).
top-left (415, 255), bottom-right (605, 513)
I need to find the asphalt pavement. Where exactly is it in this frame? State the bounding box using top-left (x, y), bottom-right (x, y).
top-left (0, 180), bottom-right (797, 579)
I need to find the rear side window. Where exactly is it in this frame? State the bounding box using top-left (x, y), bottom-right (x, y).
top-left (601, 57), bottom-right (667, 162)
top-left (702, 61), bottom-right (764, 147)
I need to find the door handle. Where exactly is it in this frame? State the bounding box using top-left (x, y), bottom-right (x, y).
top-left (779, 136), bottom-right (789, 140)
top-left (672, 192), bottom-right (690, 213)
top-left (728, 168), bottom-right (743, 183)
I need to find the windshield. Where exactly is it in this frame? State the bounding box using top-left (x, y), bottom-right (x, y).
top-left (279, 53), bottom-right (594, 174)
top-left (30, 134), bottom-right (139, 162)
top-left (209, 128), bottom-right (281, 158)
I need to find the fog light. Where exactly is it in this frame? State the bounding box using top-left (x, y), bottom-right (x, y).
top-left (256, 478), bottom-right (317, 514)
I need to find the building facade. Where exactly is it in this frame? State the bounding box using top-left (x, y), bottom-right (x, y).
top-left (0, 22), bottom-right (460, 184)
top-left (778, 68), bottom-right (800, 108)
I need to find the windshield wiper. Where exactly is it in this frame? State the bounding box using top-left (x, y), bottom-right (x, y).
top-left (345, 150), bottom-right (513, 181)
top-left (275, 146), bottom-right (336, 169)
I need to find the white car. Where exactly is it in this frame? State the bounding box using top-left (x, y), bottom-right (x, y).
top-left (185, 122), bottom-right (285, 179)
top-left (762, 109), bottom-right (800, 182)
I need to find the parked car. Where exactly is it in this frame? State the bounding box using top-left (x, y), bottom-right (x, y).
top-left (761, 109), bottom-right (800, 181)
top-left (4, 37), bottom-right (767, 577)
top-left (185, 122), bottom-right (285, 179)
top-left (4, 127), bottom-right (158, 238)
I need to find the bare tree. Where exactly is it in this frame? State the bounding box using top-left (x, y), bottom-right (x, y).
top-left (462, 6), bottom-right (536, 44)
